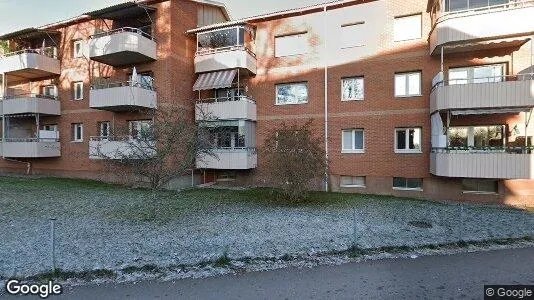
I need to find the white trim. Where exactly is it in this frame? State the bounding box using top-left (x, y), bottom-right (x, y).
top-left (73, 40), bottom-right (83, 58)
top-left (393, 187), bottom-right (423, 191)
top-left (72, 123), bottom-right (83, 142)
top-left (342, 129), bottom-right (365, 153)
top-left (340, 184), bottom-right (366, 188)
top-left (462, 191), bottom-right (498, 195)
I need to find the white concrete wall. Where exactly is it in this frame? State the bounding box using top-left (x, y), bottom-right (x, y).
top-left (1, 97), bottom-right (61, 115)
top-left (0, 53), bottom-right (60, 76)
top-left (430, 5), bottom-right (534, 54)
top-left (90, 86), bottom-right (157, 110)
top-left (88, 31), bottom-right (157, 61)
top-left (431, 152), bottom-right (534, 179)
top-left (196, 99), bottom-right (257, 121)
top-left (196, 150), bottom-right (257, 170)
top-left (195, 49), bottom-right (257, 74)
top-left (430, 80), bottom-right (534, 113)
top-left (0, 142), bottom-right (61, 158)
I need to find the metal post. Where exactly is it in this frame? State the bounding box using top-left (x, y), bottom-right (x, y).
top-left (323, 5), bottom-right (329, 192)
top-left (441, 46), bottom-right (444, 75)
top-left (49, 218), bottom-right (56, 271)
top-left (191, 169), bottom-right (194, 187)
top-left (446, 111), bottom-right (451, 147)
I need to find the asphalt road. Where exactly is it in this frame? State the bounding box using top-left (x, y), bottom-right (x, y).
top-left (3, 247), bottom-right (534, 299)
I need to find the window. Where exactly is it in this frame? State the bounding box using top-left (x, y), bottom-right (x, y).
top-left (395, 71), bottom-right (421, 97)
top-left (43, 85), bottom-right (57, 98)
top-left (395, 128), bottom-right (422, 153)
top-left (393, 14), bottom-right (422, 42)
top-left (72, 123), bottom-right (83, 142)
top-left (275, 82), bottom-right (308, 105)
top-left (449, 125), bottom-right (504, 149)
top-left (98, 121), bottom-right (111, 138)
top-left (340, 176), bottom-right (366, 188)
top-left (41, 124), bottom-right (58, 131)
top-left (129, 120), bottom-right (154, 140)
top-left (342, 77), bottom-right (364, 101)
top-left (73, 82), bottom-right (84, 100)
top-left (342, 129), bottom-right (364, 153)
top-left (443, 0), bottom-right (509, 12)
top-left (462, 179), bottom-right (498, 194)
top-left (448, 64), bottom-right (504, 85)
top-left (275, 33), bottom-right (309, 57)
top-left (129, 72), bottom-right (154, 90)
top-left (73, 40), bottom-right (83, 58)
top-left (340, 22), bottom-right (365, 49)
top-left (393, 177), bottom-right (423, 190)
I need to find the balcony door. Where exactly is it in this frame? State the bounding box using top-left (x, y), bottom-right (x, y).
top-left (449, 64), bottom-right (505, 85)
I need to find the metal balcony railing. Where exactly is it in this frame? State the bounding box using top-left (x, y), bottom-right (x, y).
top-left (196, 45), bottom-right (256, 58)
top-left (432, 146), bottom-right (534, 154)
top-left (436, 0), bottom-right (534, 22)
top-left (90, 27), bottom-right (156, 42)
top-left (195, 95), bottom-right (256, 104)
top-left (1, 46), bottom-right (59, 59)
top-left (3, 138), bottom-right (59, 142)
top-left (1, 93), bottom-right (58, 101)
top-left (90, 81), bottom-right (156, 91)
top-left (431, 73), bottom-right (534, 92)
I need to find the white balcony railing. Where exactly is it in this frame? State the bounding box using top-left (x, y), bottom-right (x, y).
top-left (196, 147), bottom-right (258, 170)
top-left (429, 0), bottom-right (534, 54)
top-left (430, 73), bottom-right (534, 112)
top-left (0, 47), bottom-right (60, 78)
top-left (194, 46), bottom-right (257, 74)
top-left (90, 81), bottom-right (157, 111)
top-left (1, 93), bottom-right (60, 115)
top-left (89, 136), bottom-right (156, 160)
top-left (0, 138), bottom-right (60, 158)
top-left (431, 147), bottom-right (534, 179)
top-left (195, 95), bottom-right (257, 121)
top-left (88, 27), bottom-right (157, 66)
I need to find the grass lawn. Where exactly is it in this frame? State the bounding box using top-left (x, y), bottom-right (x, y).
top-left (0, 175), bottom-right (520, 222)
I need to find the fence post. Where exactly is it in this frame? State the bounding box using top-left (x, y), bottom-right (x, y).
top-left (49, 218), bottom-right (56, 271)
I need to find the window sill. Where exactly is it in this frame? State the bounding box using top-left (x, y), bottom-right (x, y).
top-left (340, 45), bottom-right (365, 50)
top-left (393, 187), bottom-right (423, 192)
top-left (394, 150), bottom-right (422, 154)
top-left (71, 141), bottom-right (84, 143)
top-left (395, 94), bottom-right (423, 98)
top-left (341, 98), bottom-right (364, 102)
top-left (342, 150), bottom-right (365, 154)
top-left (462, 191), bottom-right (498, 195)
top-left (340, 185), bottom-right (366, 188)
top-left (394, 38), bottom-right (422, 43)
top-left (275, 102), bottom-right (308, 106)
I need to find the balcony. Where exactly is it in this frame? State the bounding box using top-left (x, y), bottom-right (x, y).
top-left (0, 48), bottom-right (60, 81)
top-left (429, 1), bottom-right (534, 55)
top-left (194, 25), bottom-right (257, 74)
top-left (195, 46), bottom-right (257, 74)
top-left (90, 82), bottom-right (157, 111)
top-left (196, 148), bottom-right (257, 170)
top-left (89, 136), bottom-right (156, 160)
top-left (0, 138), bottom-right (60, 158)
top-left (430, 148), bottom-right (534, 179)
top-left (0, 94), bottom-right (60, 115)
top-left (88, 27), bottom-right (157, 66)
top-left (196, 95), bottom-right (257, 121)
top-left (430, 74), bottom-right (534, 113)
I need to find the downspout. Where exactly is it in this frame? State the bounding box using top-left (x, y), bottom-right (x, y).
top-left (323, 6), bottom-right (329, 192)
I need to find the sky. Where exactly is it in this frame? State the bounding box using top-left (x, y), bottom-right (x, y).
top-left (0, 0), bottom-right (330, 35)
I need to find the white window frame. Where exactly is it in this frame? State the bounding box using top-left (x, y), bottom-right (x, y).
top-left (393, 14), bottom-right (422, 42)
top-left (394, 127), bottom-right (422, 153)
top-left (340, 176), bottom-right (366, 188)
top-left (73, 82), bottom-right (84, 100)
top-left (341, 77), bottom-right (365, 101)
top-left (99, 121), bottom-right (111, 138)
top-left (275, 82), bottom-right (309, 105)
top-left (72, 123), bottom-right (83, 142)
top-left (340, 22), bottom-right (366, 49)
top-left (395, 71), bottom-right (422, 97)
top-left (43, 85), bottom-right (57, 98)
top-left (342, 129), bottom-right (365, 153)
top-left (73, 40), bottom-right (83, 58)
top-left (393, 177), bottom-right (423, 191)
top-left (274, 32), bottom-right (310, 58)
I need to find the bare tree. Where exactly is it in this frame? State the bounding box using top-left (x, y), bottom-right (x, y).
top-left (261, 120), bottom-right (327, 202)
top-left (92, 107), bottom-right (215, 190)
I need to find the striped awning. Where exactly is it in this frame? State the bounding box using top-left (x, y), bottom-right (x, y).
top-left (193, 70), bottom-right (237, 91)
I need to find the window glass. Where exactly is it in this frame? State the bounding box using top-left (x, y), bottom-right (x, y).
top-left (74, 82), bottom-right (83, 100)
top-left (395, 72), bottom-right (421, 97)
top-left (343, 131), bottom-right (353, 150)
top-left (354, 130), bottom-right (364, 150)
top-left (396, 130), bottom-right (407, 150)
top-left (342, 77), bottom-right (364, 100)
top-left (396, 128), bottom-right (421, 152)
top-left (462, 179), bottom-right (498, 193)
top-left (340, 23), bottom-right (365, 49)
top-left (275, 33), bottom-right (309, 57)
top-left (197, 27), bottom-right (242, 52)
top-left (276, 83), bottom-right (308, 105)
top-left (393, 14), bottom-right (422, 41)
top-left (449, 127), bottom-right (468, 148)
top-left (342, 129), bottom-right (364, 152)
top-left (394, 177), bottom-right (423, 189)
top-left (340, 176), bottom-right (366, 187)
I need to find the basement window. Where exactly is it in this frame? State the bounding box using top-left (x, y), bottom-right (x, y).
top-left (462, 179), bottom-right (498, 194)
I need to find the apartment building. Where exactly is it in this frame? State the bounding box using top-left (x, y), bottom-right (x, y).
top-left (0, 0), bottom-right (533, 207)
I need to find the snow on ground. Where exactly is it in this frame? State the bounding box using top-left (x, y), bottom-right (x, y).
top-left (1, 193), bottom-right (533, 279)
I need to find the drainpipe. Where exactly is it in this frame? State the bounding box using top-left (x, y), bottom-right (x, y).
top-left (323, 5), bottom-right (329, 192)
